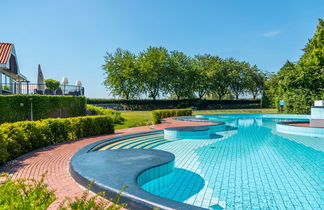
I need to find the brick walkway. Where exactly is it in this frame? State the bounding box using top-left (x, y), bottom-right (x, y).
top-left (0, 118), bottom-right (213, 209)
top-left (288, 122), bottom-right (310, 127)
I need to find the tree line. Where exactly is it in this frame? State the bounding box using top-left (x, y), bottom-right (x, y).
top-left (102, 47), bottom-right (267, 100)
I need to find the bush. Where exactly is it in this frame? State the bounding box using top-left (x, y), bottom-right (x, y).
top-left (87, 98), bottom-right (261, 110)
top-left (45, 79), bottom-right (60, 90)
top-left (1, 85), bottom-right (10, 91)
top-left (0, 115), bottom-right (114, 165)
top-left (0, 173), bottom-right (56, 209)
top-left (279, 88), bottom-right (324, 114)
top-left (0, 173), bottom-right (127, 210)
top-left (0, 95), bottom-right (86, 123)
top-left (59, 182), bottom-right (127, 210)
top-left (152, 109), bottom-right (192, 124)
top-left (86, 105), bottom-right (123, 124)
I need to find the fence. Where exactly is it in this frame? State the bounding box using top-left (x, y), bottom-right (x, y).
top-left (0, 82), bottom-right (84, 96)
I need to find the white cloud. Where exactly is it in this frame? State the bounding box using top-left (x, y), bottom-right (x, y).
top-left (262, 31), bottom-right (280, 38)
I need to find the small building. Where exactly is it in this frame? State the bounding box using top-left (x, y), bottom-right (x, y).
top-left (0, 43), bottom-right (27, 94)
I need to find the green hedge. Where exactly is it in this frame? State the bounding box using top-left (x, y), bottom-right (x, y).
top-left (0, 95), bottom-right (86, 123)
top-left (87, 98), bottom-right (261, 110)
top-left (86, 104), bottom-right (123, 123)
top-left (278, 88), bottom-right (324, 114)
top-left (0, 115), bottom-right (114, 165)
top-left (152, 109), bottom-right (192, 124)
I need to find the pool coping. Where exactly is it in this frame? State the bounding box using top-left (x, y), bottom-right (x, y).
top-left (276, 121), bottom-right (324, 137)
top-left (70, 131), bottom-right (208, 210)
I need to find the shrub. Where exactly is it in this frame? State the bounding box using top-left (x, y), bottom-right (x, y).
top-left (279, 88), bottom-right (324, 114)
top-left (45, 79), bottom-right (60, 90)
top-left (1, 85), bottom-right (10, 91)
top-left (86, 105), bottom-right (123, 124)
top-left (152, 108), bottom-right (192, 124)
top-left (0, 95), bottom-right (86, 123)
top-left (0, 173), bottom-right (56, 209)
top-left (59, 182), bottom-right (127, 210)
top-left (0, 174), bottom-right (127, 210)
top-left (0, 115), bottom-right (114, 165)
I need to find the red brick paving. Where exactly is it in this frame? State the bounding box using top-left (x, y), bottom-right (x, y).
top-left (0, 118), bottom-right (213, 209)
top-left (288, 122), bottom-right (310, 127)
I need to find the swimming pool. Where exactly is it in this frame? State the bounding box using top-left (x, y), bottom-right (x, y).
top-left (97, 114), bottom-right (324, 209)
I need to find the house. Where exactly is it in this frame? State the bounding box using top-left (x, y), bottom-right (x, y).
top-left (0, 43), bottom-right (84, 96)
top-left (0, 43), bottom-right (27, 94)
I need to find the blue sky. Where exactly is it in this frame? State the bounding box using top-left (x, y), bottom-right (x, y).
top-left (1, 0), bottom-right (323, 98)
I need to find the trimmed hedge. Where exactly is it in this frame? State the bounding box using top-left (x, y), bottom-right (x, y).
top-left (87, 98), bottom-right (261, 110)
top-left (152, 109), bottom-right (192, 124)
top-left (0, 95), bottom-right (86, 123)
top-left (0, 115), bottom-right (114, 165)
top-left (86, 104), bottom-right (123, 123)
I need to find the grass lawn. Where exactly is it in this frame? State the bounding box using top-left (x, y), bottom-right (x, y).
top-left (115, 111), bottom-right (153, 130)
top-left (115, 108), bottom-right (277, 130)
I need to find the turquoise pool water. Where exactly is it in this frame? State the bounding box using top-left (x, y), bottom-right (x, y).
top-left (101, 114), bottom-right (324, 209)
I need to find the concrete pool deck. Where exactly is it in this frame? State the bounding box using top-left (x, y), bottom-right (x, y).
top-left (0, 118), bottom-right (215, 209)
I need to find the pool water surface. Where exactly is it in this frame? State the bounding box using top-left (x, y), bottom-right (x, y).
top-left (100, 115), bottom-right (323, 209)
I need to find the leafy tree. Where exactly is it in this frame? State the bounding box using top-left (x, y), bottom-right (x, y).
top-left (246, 65), bottom-right (266, 99)
top-left (137, 46), bottom-right (169, 100)
top-left (45, 79), bottom-right (60, 90)
top-left (101, 46), bottom-right (268, 101)
top-left (300, 18), bottom-right (324, 68)
top-left (276, 61), bottom-right (297, 93)
top-left (192, 55), bottom-right (213, 99)
top-left (102, 48), bottom-right (140, 100)
top-left (227, 58), bottom-right (249, 100)
top-left (208, 56), bottom-right (231, 100)
top-left (167, 50), bottom-right (195, 100)
top-left (265, 18), bottom-right (324, 113)
top-left (295, 18), bottom-right (324, 94)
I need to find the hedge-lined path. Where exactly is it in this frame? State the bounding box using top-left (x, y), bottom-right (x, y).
top-left (0, 118), bottom-right (214, 209)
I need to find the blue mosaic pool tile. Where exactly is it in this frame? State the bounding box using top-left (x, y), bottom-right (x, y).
top-left (117, 116), bottom-right (323, 209)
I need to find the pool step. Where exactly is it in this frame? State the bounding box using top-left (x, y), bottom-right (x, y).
top-left (99, 134), bottom-right (168, 150)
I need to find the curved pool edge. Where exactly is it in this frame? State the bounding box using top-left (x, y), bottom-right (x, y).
top-left (276, 121), bottom-right (324, 137)
top-left (70, 131), bottom-right (208, 210)
top-left (195, 113), bottom-right (311, 119)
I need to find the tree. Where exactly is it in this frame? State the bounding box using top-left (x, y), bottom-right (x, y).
top-left (167, 50), bottom-right (195, 100)
top-left (276, 60), bottom-right (297, 93)
top-left (192, 55), bottom-right (213, 99)
top-left (102, 48), bottom-right (140, 100)
top-left (246, 65), bottom-right (266, 99)
top-left (137, 47), bottom-right (169, 100)
top-left (227, 58), bottom-right (249, 100)
top-left (101, 46), bottom-right (269, 101)
top-left (264, 18), bottom-right (324, 113)
top-left (208, 56), bottom-right (231, 100)
top-left (295, 18), bottom-right (324, 93)
top-left (44, 79), bottom-right (60, 90)
top-left (261, 72), bottom-right (278, 108)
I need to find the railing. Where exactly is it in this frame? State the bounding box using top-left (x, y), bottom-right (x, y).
top-left (0, 82), bottom-right (84, 96)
